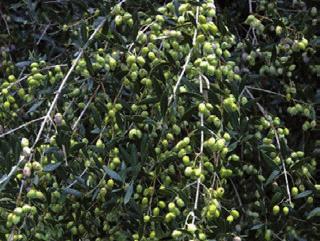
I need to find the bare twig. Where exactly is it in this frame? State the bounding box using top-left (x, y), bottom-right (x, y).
top-left (168, 6), bottom-right (200, 107)
top-left (0, 64), bottom-right (68, 97)
top-left (0, 117), bottom-right (45, 138)
top-left (244, 87), bottom-right (292, 205)
top-left (192, 79), bottom-right (204, 222)
top-left (66, 168), bottom-right (88, 189)
top-left (32, 18), bottom-right (106, 149)
top-left (0, 9), bottom-right (10, 35)
top-left (249, 0), bottom-right (253, 13)
top-left (168, 51), bottom-right (193, 106)
top-left (6, 17), bottom-right (106, 241)
top-left (0, 156), bottom-right (25, 190)
top-left (36, 24), bottom-right (50, 45)
top-left (128, 22), bottom-right (154, 52)
top-left (72, 85), bottom-right (101, 131)
top-left (230, 179), bottom-right (245, 212)
top-left (246, 86), bottom-right (309, 105)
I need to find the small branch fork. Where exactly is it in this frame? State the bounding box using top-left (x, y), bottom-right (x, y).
top-left (6, 17), bottom-right (106, 241)
top-left (0, 117), bottom-right (45, 138)
top-left (72, 85), bottom-right (101, 131)
top-left (32, 18), bottom-right (106, 149)
top-left (168, 5), bottom-right (200, 107)
top-left (183, 1), bottom-right (216, 228)
top-left (192, 75), bottom-right (205, 224)
top-left (249, 0), bottom-right (253, 14)
top-left (244, 86), bottom-right (292, 206)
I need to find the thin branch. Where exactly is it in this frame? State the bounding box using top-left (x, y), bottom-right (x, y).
top-left (168, 6), bottom-right (200, 107)
top-left (0, 9), bottom-right (10, 35)
top-left (230, 179), bottom-right (245, 212)
top-left (249, 0), bottom-right (253, 13)
top-left (66, 168), bottom-right (88, 189)
top-left (0, 64), bottom-right (68, 97)
top-left (168, 51), bottom-right (193, 106)
top-left (0, 117), bottom-right (45, 138)
top-left (32, 18), bottom-right (106, 149)
top-left (246, 86), bottom-right (309, 105)
top-left (72, 85), bottom-right (101, 131)
top-left (0, 156), bottom-right (25, 190)
top-left (193, 75), bottom-right (204, 219)
top-left (244, 87), bottom-right (292, 205)
top-left (36, 24), bottom-right (50, 45)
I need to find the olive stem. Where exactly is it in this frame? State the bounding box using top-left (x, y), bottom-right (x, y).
top-left (0, 116), bottom-right (45, 138)
top-left (32, 17), bottom-right (106, 149)
top-left (72, 85), bottom-right (101, 131)
top-left (244, 87), bottom-right (292, 206)
top-left (168, 5), bottom-right (200, 107)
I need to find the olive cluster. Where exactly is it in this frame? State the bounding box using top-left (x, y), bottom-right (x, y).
top-left (0, 0), bottom-right (319, 241)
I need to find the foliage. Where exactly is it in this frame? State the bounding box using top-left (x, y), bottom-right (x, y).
top-left (0, 0), bottom-right (319, 240)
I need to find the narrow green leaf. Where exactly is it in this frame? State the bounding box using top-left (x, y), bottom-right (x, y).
top-left (307, 207), bottom-right (320, 220)
top-left (43, 162), bottom-right (62, 172)
top-left (293, 190), bottom-right (312, 200)
top-left (63, 188), bottom-right (83, 197)
top-left (265, 170), bottom-right (280, 186)
top-left (103, 165), bottom-right (123, 182)
top-left (124, 182), bottom-right (134, 204)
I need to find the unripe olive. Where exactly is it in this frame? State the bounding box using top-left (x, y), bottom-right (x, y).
top-left (197, 229), bottom-right (210, 239)
top-left (214, 139), bottom-right (225, 151)
top-left (311, 7), bottom-right (318, 17)
top-left (115, 15), bottom-right (123, 26)
top-left (143, 215), bottom-right (150, 223)
top-left (307, 196), bottom-right (314, 204)
top-left (11, 214), bottom-right (21, 225)
top-left (71, 226), bottom-right (78, 235)
top-left (3, 101), bottom-right (10, 109)
top-left (182, 155), bottom-right (190, 165)
top-left (283, 206), bottom-right (289, 215)
top-left (208, 23), bottom-right (218, 35)
top-left (153, 207), bottom-right (160, 217)
top-left (176, 198), bottom-right (185, 208)
top-left (231, 209), bottom-right (240, 219)
top-left (158, 200), bottom-right (166, 209)
top-left (226, 215), bottom-right (234, 223)
top-left (23, 166), bottom-right (31, 177)
top-left (216, 187), bottom-right (224, 197)
top-left (141, 197), bottom-right (148, 205)
top-left (184, 166), bottom-right (193, 177)
top-left (168, 202), bottom-right (176, 211)
top-left (273, 205), bottom-right (280, 215)
top-left (14, 207), bottom-right (23, 216)
top-left (165, 212), bottom-right (175, 222)
top-left (8, 75), bottom-right (16, 82)
top-left (22, 204), bottom-right (32, 213)
top-left (171, 230), bottom-right (182, 238)
top-left (264, 229), bottom-right (272, 241)
top-left (148, 51), bottom-right (156, 60)
top-left (107, 179), bottom-right (114, 189)
top-left (1, 88), bottom-right (9, 95)
top-left (275, 26), bottom-right (282, 36)
top-left (187, 223), bottom-right (197, 233)
top-left (233, 236), bottom-right (241, 241)
top-left (21, 138), bottom-right (29, 148)
top-left (291, 187), bottom-right (299, 196)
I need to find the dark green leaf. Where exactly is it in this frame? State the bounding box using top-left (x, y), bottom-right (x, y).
top-left (293, 190), bottom-right (312, 200)
top-left (265, 170), bottom-right (280, 186)
top-left (124, 182), bottom-right (134, 204)
top-left (63, 188), bottom-right (83, 197)
top-left (43, 162), bottom-right (62, 172)
top-left (307, 207), bottom-right (320, 220)
top-left (103, 165), bottom-right (123, 182)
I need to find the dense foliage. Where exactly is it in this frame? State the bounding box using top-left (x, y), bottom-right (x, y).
top-left (0, 0), bottom-right (319, 240)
